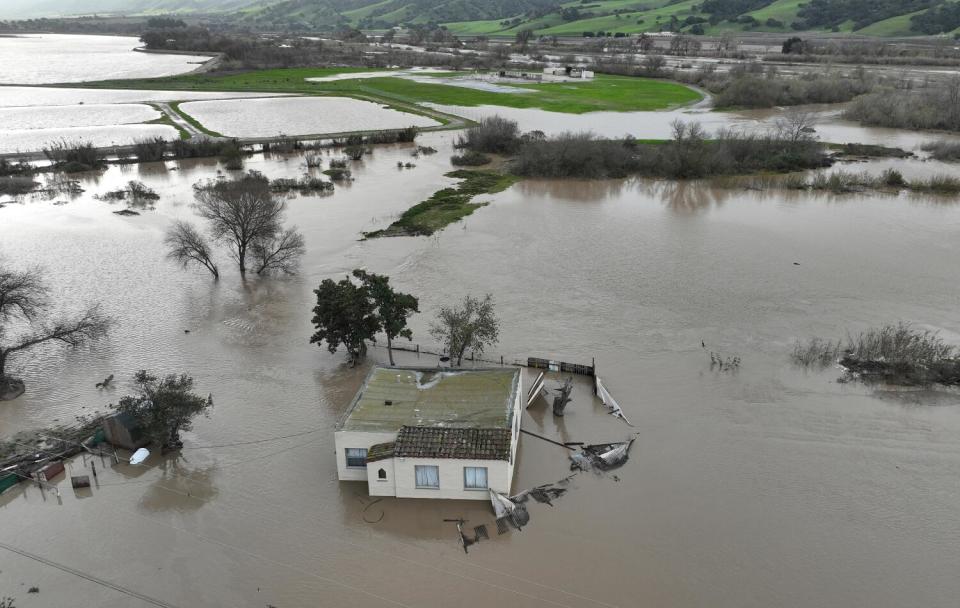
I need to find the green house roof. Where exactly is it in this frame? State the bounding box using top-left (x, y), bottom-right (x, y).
top-left (338, 367), bottom-right (519, 433)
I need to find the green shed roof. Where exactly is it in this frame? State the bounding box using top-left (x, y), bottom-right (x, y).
top-left (338, 367), bottom-right (519, 433)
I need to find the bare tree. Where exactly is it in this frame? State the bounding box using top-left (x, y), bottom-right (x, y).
top-left (193, 172), bottom-right (286, 275)
top-left (429, 293), bottom-right (499, 366)
top-left (642, 54), bottom-right (666, 77)
top-left (251, 227), bottom-right (306, 275)
top-left (775, 109), bottom-right (817, 143)
top-left (164, 220), bottom-right (219, 279)
top-left (0, 264), bottom-right (110, 398)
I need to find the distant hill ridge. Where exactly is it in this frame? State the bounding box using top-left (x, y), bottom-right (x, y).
top-left (2, 0), bottom-right (958, 37)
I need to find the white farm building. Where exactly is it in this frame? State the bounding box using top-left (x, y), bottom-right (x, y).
top-left (334, 366), bottom-right (522, 500)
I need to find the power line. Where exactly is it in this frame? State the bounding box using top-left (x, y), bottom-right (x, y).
top-left (181, 425), bottom-right (326, 449)
top-left (0, 541), bottom-right (179, 608)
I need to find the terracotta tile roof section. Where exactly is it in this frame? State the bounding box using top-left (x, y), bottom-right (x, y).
top-left (393, 426), bottom-right (512, 461)
top-left (366, 442), bottom-right (396, 463)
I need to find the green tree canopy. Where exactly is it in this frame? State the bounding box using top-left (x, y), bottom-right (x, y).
top-left (353, 270), bottom-right (419, 366)
top-left (111, 371), bottom-right (212, 452)
top-left (429, 293), bottom-right (500, 366)
top-left (310, 276), bottom-right (381, 365)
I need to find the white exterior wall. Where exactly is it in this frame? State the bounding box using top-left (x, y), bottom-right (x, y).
top-left (366, 458), bottom-right (396, 496)
top-left (334, 430), bottom-right (396, 481)
top-left (392, 457), bottom-right (511, 500)
top-left (336, 370), bottom-right (524, 502)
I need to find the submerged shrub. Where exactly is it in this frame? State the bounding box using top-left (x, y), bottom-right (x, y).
top-left (796, 322), bottom-right (960, 386)
top-left (791, 338), bottom-right (842, 368)
top-left (921, 140), bottom-right (960, 161)
top-left (456, 116), bottom-right (522, 154)
top-left (0, 175), bottom-right (39, 196)
top-left (910, 174), bottom-right (960, 194)
top-left (42, 139), bottom-right (106, 172)
top-left (132, 137), bottom-right (168, 162)
top-left (450, 151), bottom-right (491, 166)
top-left (880, 168), bottom-right (906, 187)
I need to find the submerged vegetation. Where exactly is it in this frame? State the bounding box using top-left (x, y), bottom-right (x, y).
top-left (921, 141), bottom-right (960, 162)
top-left (365, 170), bottom-right (518, 238)
top-left (844, 80), bottom-right (960, 132)
top-left (96, 180), bottom-right (160, 203)
top-left (0, 176), bottom-right (40, 196)
top-left (42, 140), bottom-right (106, 173)
top-left (460, 116), bottom-right (829, 180)
top-left (724, 169), bottom-right (960, 196)
top-left (793, 323), bottom-right (960, 386)
top-left (687, 64), bottom-right (875, 109)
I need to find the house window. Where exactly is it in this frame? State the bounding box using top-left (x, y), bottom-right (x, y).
top-left (415, 465), bottom-right (440, 488)
top-left (378, 468), bottom-right (387, 480)
top-left (345, 448), bottom-right (367, 468)
top-left (464, 466), bottom-right (488, 490)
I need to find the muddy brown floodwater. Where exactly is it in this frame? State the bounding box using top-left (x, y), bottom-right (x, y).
top-left (1, 128), bottom-right (960, 608)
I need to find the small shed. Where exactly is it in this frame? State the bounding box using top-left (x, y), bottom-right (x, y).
top-left (102, 412), bottom-right (149, 451)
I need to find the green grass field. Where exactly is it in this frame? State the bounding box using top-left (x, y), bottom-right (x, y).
top-left (80, 69), bottom-right (702, 115)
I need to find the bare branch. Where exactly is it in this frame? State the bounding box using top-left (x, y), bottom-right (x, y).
top-left (164, 220), bottom-right (219, 279)
top-left (0, 265), bottom-right (47, 322)
top-left (252, 227), bottom-right (305, 275)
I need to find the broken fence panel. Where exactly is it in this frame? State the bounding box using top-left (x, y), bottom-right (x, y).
top-left (595, 376), bottom-right (633, 426)
top-left (526, 371), bottom-right (546, 408)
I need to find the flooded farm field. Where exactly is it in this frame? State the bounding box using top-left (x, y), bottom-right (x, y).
top-left (430, 102), bottom-right (960, 149)
top-left (2, 127), bottom-right (960, 607)
top-left (0, 35), bottom-right (213, 84)
top-left (0, 87), bottom-right (290, 108)
top-left (0, 123), bottom-right (179, 154)
top-left (177, 97), bottom-right (441, 138)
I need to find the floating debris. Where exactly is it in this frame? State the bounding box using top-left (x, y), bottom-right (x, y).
top-left (594, 376), bottom-right (632, 425)
top-left (129, 447), bottom-right (149, 465)
top-left (570, 438), bottom-right (636, 472)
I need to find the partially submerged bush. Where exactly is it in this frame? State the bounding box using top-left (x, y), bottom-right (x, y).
top-left (456, 116), bottom-right (522, 154)
top-left (910, 174), bottom-right (960, 194)
top-left (0, 158), bottom-right (35, 177)
top-left (96, 180), bottom-right (160, 202)
top-left (795, 322), bottom-right (960, 386)
top-left (844, 81), bottom-right (960, 132)
top-left (847, 323), bottom-right (954, 365)
top-left (270, 176), bottom-right (334, 193)
top-left (0, 175), bottom-right (39, 196)
top-left (42, 139), bottom-right (105, 172)
top-left (450, 151), bottom-right (491, 166)
top-left (323, 167), bottom-right (352, 181)
top-left (509, 120), bottom-right (827, 180)
top-left (132, 137), bottom-right (168, 162)
top-left (791, 338), bottom-right (842, 368)
top-left (921, 140), bottom-right (960, 161)
top-left (220, 140), bottom-right (244, 170)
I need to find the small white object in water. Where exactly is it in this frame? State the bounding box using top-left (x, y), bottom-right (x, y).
top-left (129, 448), bottom-right (150, 465)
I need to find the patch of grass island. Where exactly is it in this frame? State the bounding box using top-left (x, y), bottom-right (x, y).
top-left (364, 170), bottom-right (518, 238)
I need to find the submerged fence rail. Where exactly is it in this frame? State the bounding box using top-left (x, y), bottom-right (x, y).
top-left (369, 341), bottom-right (596, 378)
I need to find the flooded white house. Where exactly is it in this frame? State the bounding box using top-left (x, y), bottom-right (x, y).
top-left (334, 367), bottom-right (522, 500)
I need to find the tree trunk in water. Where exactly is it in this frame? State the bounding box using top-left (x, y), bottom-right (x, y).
top-left (387, 336), bottom-right (394, 366)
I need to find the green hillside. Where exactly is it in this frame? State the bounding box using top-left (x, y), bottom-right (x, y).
top-left (3, 0), bottom-right (958, 37)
